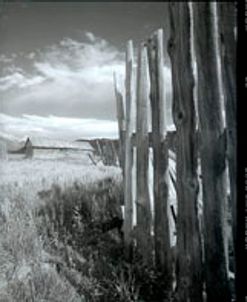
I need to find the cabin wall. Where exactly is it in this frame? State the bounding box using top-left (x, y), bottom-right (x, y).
top-left (30, 148), bottom-right (93, 162)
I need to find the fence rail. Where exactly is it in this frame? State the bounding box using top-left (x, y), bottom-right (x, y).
top-left (114, 3), bottom-right (236, 301)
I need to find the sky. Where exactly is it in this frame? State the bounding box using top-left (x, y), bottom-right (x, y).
top-left (0, 2), bottom-right (172, 139)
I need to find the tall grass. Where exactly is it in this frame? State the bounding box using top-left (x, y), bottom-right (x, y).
top-left (0, 158), bottom-right (121, 301)
top-left (0, 158), bottom-right (172, 301)
top-left (0, 187), bottom-right (82, 301)
top-left (35, 178), bottom-right (172, 302)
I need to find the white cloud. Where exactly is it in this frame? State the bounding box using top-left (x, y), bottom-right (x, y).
top-left (41, 34), bottom-right (122, 69)
top-left (34, 62), bottom-right (73, 79)
top-left (0, 72), bottom-right (25, 90)
top-left (0, 113), bottom-right (118, 140)
top-left (0, 54), bottom-right (14, 64)
top-left (0, 71), bottom-right (46, 91)
top-left (27, 52), bottom-right (36, 60)
top-left (0, 32), bottom-right (125, 119)
top-left (0, 32), bottom-right (173, 124)
top-left (19, 75), bottom-right (46, 88)
top-left (85, 31), bottom-right (96, 43)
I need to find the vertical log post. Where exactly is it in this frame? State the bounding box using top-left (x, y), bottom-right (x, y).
top-left (114, 72), bottom-right (125, 169)
top-left (96, 140), bottom-right (103, 162)
top-left (217, 2), bottom-right (237, 258)
top-left (136, 44), bottom-right (152, 264)
top-left (147, 29), bottom-right (172, 282)
top-left (168, 3), bottom-right (203, 301)
top-left (193, 3), bottom-right (231, 301)
top-left (123, 40), bottom-right (135, 259)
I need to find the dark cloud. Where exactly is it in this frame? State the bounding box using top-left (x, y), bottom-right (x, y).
top-left (0, 2), bottom-right (169, 54)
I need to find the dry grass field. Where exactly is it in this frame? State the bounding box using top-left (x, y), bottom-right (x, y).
top-left (0, 156), bottom-right (124, 302)
top-left (0, 155), bottom-right (176, 301)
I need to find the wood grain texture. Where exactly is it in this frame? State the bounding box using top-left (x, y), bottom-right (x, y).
top-left (136, 44), bottom-right (152, 264)
top-left (114, 72), bottom-right (126, 169)
top-left (123, 40), bottom-right (135, 258)
top-left (147, 29), bottom-right (172, 281)
top-left (218, 2), bottom-right (236, 256)
top-left (168, 3), bottom-right (203, 301)
top-left (193, 3), bottom-right (231, 301)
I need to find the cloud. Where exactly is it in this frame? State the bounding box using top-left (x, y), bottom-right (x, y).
top-left (0, 32), bottom-right (125, 119)
top-left (0, 71), bottom-right (46, 91)
top-left (27, 52), bottom-right (36, 60)
top-left (0, 54), bottom-right (14, 64)
top-left (0, 113), bottom-right (118, 140)
top-left (85, 32), bottom-right (97, 43)
top-left (0, 31), bottom-right (173, 126)
top-left (0, 72), bottom-right (25, 90)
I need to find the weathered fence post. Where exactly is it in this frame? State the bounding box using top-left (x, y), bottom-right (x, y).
top-left (135, 44), bottom-right (152, 264)
top-left (168, 3), bottom-right (203, 301)
top-left (192, 3), bottom-right (231, 301)
top-left (217, 2), bottom-right (237, 257)
top-left (123, 40), bottom-right (135, 258)
top-left (147, 29), bottom-right (172, 281)
top-left (114, 72), bottom-right (125, 169)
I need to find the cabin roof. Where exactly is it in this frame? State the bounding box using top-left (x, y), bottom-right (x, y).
top-left (25, 137), bottom-right (94, 151)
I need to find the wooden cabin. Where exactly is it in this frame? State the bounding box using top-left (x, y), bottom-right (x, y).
top-left (23, 137), bottom-right (95, 160)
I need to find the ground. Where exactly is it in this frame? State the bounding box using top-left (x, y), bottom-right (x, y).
top-left (0, 154), bottom-right (122, 301)
top-left (0, 153), bottom-right (178, 301)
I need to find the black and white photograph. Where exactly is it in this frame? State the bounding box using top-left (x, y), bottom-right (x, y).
top-left (0, 1), bottom-right (240, 301)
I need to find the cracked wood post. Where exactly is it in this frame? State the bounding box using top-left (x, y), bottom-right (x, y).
top-left (192, 3), bottom-right (231, 301)
top-left (114, 72), bottom-right (125, 170)
top-left (217, 2), bottom-right (237, 260)
top-left (123, 40), bottom-right (135, 259)
top-left (136, 44), bottom-right (152, 265)
top-left (168, 3), bottom-right (203, 301)
top-left (147, 29), bottom-right (172, 281)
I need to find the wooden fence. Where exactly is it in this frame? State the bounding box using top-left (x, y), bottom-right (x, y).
top-left (114, 3), bottom-right (236, 302)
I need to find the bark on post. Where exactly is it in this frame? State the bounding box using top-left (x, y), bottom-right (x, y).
top-left (192, 3), bottom-right (231, 301)
top-left (168, 3), bottom-right (203, 301)
top-left (147, 29), bottom-right (172, 281)
top-left (123, 40), bottom-right (135, 259)
top-left (217, 2), bottom-right (237, 257)
top-left (114, 72), bottom-right (126, 169)
top-left (136, 44), bottom-right (152, 264)
top-left (96, 140), bottom-right (103, 161)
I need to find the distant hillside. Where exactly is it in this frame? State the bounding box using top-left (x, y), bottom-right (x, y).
top-left (0, 132), bottom-right (24, 152)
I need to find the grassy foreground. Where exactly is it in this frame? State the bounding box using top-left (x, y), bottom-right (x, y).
top-left (0, 157), bottom-right (172, 301)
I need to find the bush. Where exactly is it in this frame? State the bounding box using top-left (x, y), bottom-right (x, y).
top-left (0, 190), bottom-right (82, 301)
top-left (35, 177), bottom-right (172, 302)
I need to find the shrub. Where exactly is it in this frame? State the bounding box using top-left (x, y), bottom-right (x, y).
top-left (0, 191), bottom-right (82, 301)
top-left (35, 177), bottom-right (172, 302)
